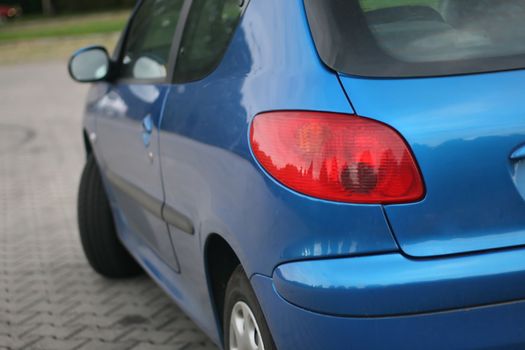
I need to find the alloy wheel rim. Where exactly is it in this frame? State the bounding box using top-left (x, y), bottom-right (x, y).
top-left (229, 301), bottom-right (265, 350)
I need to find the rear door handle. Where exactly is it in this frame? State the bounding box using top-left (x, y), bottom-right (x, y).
top-left (511, 145), bottom-right (525, 161)
top-left (142, 114), bottom-right (153, 147)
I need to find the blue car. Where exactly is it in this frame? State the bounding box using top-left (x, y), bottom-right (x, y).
top-left (69, 0), bottom-right (525, 348)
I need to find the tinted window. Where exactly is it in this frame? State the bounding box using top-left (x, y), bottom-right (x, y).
top-left (173, 0), bottom-right (243, 82)
top-left (120, 0), bottom-right (184, 80)
top-left (305, 0), bottom-right (525, 77)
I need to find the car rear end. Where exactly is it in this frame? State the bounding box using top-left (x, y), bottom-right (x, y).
top-left (252, 0), bottom-right (525, 348)
top-left (0, 4), bottom-right (21, 20)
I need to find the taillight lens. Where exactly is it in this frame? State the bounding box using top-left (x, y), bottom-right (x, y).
top-left (250, 111), bottom-right (424, 204)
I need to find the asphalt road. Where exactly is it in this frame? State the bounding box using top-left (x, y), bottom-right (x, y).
top-left (0, 61), bottom-right (218, 350)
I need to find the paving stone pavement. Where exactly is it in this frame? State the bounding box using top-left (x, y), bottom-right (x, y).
top-left (0, 62), bottom-right (219, 350)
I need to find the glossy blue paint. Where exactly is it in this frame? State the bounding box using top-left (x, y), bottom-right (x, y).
top-left (339, 71), bottom-right (525, 257)
top-left (87, 82), bottom-right (180, 271)
top-left (158, 0), bottom-right (397, 280)
top-left (77, 0), bottom-right (525, 347)
top-left (274, 247), bottom-right (525, 316)
top-left (251, 274), bottom-right (525, 350)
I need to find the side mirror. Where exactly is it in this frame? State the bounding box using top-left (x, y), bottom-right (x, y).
top-left (68, 46), bottom-right (111, 83)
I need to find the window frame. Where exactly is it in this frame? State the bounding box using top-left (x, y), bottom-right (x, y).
top-left (111, 0), bottom-right (194, 85)
top-left (170, 0), bottom-right (250, 84)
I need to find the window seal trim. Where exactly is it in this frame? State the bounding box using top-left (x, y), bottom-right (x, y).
top-left (169, 0), bottom-right (251, 84)
top-left (166, 0), bottom-right (194, 83)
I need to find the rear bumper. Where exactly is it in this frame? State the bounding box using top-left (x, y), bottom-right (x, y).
top-left (251, 248), bottom-right (525, 349)
top-left (252, 273), bottom-right (525, 350)
top-left (272, 247), bottom-right (525, 316)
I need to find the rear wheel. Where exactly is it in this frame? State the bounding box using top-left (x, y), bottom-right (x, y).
top-left (77, 154), bottom-right (141, 278)
top-left (224, 266), bottom-right (276, 350)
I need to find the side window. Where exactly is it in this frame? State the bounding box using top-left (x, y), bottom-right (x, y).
top-left (120, 0), bottom-right (185, 81)
top-left (173, 0), bottom-right (244, 82)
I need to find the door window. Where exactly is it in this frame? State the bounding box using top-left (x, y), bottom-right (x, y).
top-left (173, 0), bottom-right (244, 82)
top-left (120, 0), bottom-right (185, 81)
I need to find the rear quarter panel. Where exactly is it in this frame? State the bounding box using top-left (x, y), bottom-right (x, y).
top-left (159, 0), bottom-right (399, 280)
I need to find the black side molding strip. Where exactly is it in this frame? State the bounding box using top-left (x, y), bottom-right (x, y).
top-left (105, 169), bottom-right (195, 235)
top-left (162, 205), bottom-right (195, 235)
top-left (105, 170), bottom-right (163, 218)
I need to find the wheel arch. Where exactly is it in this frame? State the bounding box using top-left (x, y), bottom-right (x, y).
top-left (204, 233), bottom-right (242, 346)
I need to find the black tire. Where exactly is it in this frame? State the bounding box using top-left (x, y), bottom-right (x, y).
top-left (224, 266), bottom-right (276, 350)
top-left (77, 154), bottom-right (142, 278)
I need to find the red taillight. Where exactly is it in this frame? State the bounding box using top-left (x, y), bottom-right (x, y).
top-left (250, 111), bottom-right (424, 204)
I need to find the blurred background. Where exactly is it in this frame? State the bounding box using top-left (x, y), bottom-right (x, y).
top-left (0, 0), bottom-right (135, 64)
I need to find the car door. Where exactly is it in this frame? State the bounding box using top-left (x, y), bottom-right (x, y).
top-left (158, 0), bottom-right (246, 268)
top-left (93, 0), bottom-right (186, 271)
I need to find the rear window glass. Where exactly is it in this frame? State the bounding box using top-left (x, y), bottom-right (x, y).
top-left (304, 0), bottom-right (525, 77)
